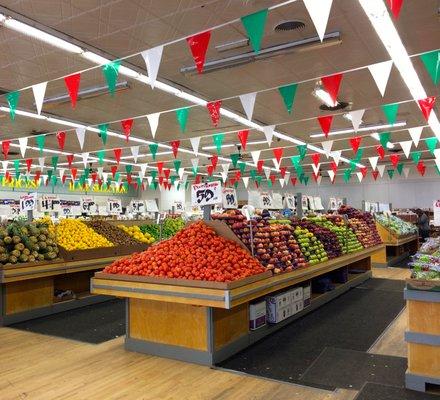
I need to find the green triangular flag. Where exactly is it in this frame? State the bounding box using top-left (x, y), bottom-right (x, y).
top-left (241, 9), bottom-right (268, 53)
top-left (152, 181), bottom-right (158, 190)
top-left (230, 153), bottom-right (240, 168)
top-left (411, 151), bottom-right (422, 164)
top-left (396, 163), bottom-right (404, 175)
top-left (185, 181), bottom-right (190, 190)
top-left (295, 165), bottom-right (304, 176)
top-left (98, 123), bottom-right (108, 145)
top-left (125, 165), bottom-right (133, 175)
top-left (123, 182), bottom-right (129, 191)
top-left (102, 60), bottom-right (121, 96)
top-left (212, 133), bottom-right (225, 154)
top-left (175, 107), bottom-right (189, 132)
top-left (425, 137), bottom-right (438, 154)
top-left (381, 103), bottom-right (399, 125)
top-left (343, 169), bottom-right (352, 183)
top-left (6, 91), bottom-right (20, 121)
top-left (234, 181), bottom-right (239, 189)
top-left (379, 132), bottom-right (391, 148)
top-left (278, 83), bottom-right (298, 114)
top-left (51, 175), bottom-right (57, 186)
top-left (290, 155), bottom-right (301, 167)
top-left (36, 135), bottom-right (45, 155)
top-left (149, 143), bottom-right (158, 160)
top-left (267, 179), bottom-right (272, 188)
top-left (173, 160), bottom-right (181, 173)
top-left (387, 169), bottom-right (394, 179)
top-left (420, 50), bottom-right (439, 85)
top-left (47, 169), bottom-right (53, 180)
top-left (354, 148), bottom-right (364, 162)
top-left (13, 159), bottom-right (20, 174)
top-left (192, 166), bottom-right (198, 176)
top-left (114, 172), bottom-right (120, 181)
top-left (84, 167), bottom-right (90, 179)
top-left (238, 161), bottom-right (246, 174)
top-left (51, 156), bottom-right (58, 170)
top-left (170, 176), bottom-right (177, 185)
top-left (177, 184), bottom-right (181, 191)
top-left (303, 176), bottom-right (309, 186)
top-left (250, 169), bottom-right (257, 179)
top-left (349, 160), bottom-right (357, 171)
top-left (97, 150), bottom-right (105, 166)
top-left (255, 176), bottom-right (262, 185)
top-left (297, 144), bottom-right (307, 160)
top-left (150, 170), bottom-right (157, 179)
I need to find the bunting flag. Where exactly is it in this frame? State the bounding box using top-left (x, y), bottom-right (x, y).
top-left (98, 123), bottom-right (108, 145)
top-left (311, 153), bottom-right (321, 167)
top-left (102, 60), bottom-right (121, 96)
top-left (170, 140), bottom-right (180, 158)
top-left (251, 150), bottom-right (261, 165)
top-left (343, 169), bottom-right (351, 183)
top-left (420, 50), bottom-right (440, 85)
top-left (18, 137), bottom-right (27, 157)
top-left (317, 115), bottom-right (333, 137)
top-left (76, 127), bottom-right (86, 150)
top-left (190, 136), bottom-right (201, 156)
top-left (25, 159), bottom-right (32, 173)
top-left (418, 96), bottom-right (436, 121)
top-left (369, 156), bottom-right (379, 170)
top-left (139, 164), bottom-right (148, 179)
top-left (327, 169), bottom-right (335, 183)
top-left (356, 172), bottom-right (363, 183)
top-left (354, 148), bottom-right (364, 162)
top-left (239, 92), bottom-right (257, 120)
top-left (387, 169), bottom-right (394, 179)
top-left (290, 155), bottom-right (300, 167)
top-left (321, 140), bottom-right (333, 158)
top-left (141, 45), bottom-right (163, 89)
top-left (297, 144), bottom-right (307, 160)
top-left (331, 150), bottom-right (342, 165)
top-left (121, 119), bottom-right (134, 141)
top-left (411, 151), bottom-right (422, 164)
top-left (186, 30), bottom-right (211, 74)
top-left (1, 160), bottom-right (8, 174)
top-left (51, 156), bottom-right (58, 170)
top-left (399, 140), bottom-right (412, 158)
top-left (32, 82), bottom-right (47, 115)
top-left (206, 100), bottom-right (221, 127)
top-left (321, 73), bottom-right (343, 104)
top-left (263, 167), bottom-right (271, 180)
top-left (330, 161), bottom-right (338, 173)
top-left (349, 109), bottom-right (365, 132)
top-left (64, 73), bottom-right (81, 108)
top-left (212, 133), bottom-right (225, 154)
top-left (221, 163), bottom-right (230, 175)
top-left (70, 168), bottom-right (78, 181)
top-left (237, 130), bottom-right (249, 150)
top-left (156, 161), bottom-right (164, 175)
top-left (263, 125), bottom-right (275, 146)
top-left (379, 132), bottom-right (391, 149)
top-left (403, 166), bottom-right (410, 178)
top-left (55, 131), bottom-right (66, 151)
top-left (377, 164), bottom-right (386, 177)
top-left (147, 113), bottom-right (160, 138)
top-left (311, 163), bottom-right (320, 175)
top-left (256, 160), bottom-right (264, 173)
top-left (372, 170), bottom-right (379, 181)
top-left (149, 143), bottom-right (158, 160)
top-left (110, 165), bottom-right (117, 178)
top-left (230, 153), bottom-right (240, 168)
top-left (36, 135), bottom-right (45, 155)
top-left (2, 140), bottom-right (10, 159)
top-left (360, 166), bottom-right (368, 178)
top-left (303, 0), bottom-right (333, 42)
top-left (349, 136), bottom-right (362, 154)
top-left (290, 177), bottom-right (297, 186)
top-left (241, 9), bottom-right (268, 53)
top-left (80, 153), bottom-right (88, 168)
top-left (425, 137), bottom-right (438, 154)
top-left (211, 155), bottom-right (218, 170)
top-left (176, 107), bottom-right (189, 132)
top-left (130, 146), bottom-right (139, 163)
top-left (238, 161), bottom-right (246, 174)
top-left (381, 103), bottom-right (399, 125)
top-left (66, 154), bottom-right (74, 167)
top-left (389, 153), bottom-right (399, 167)
top-left (408, 126), bottom-right (423, 147)
top-left (190, 159), bottom-right (198, 176)
top-left (396, 163), bottom-right (404, 175)
top-left (206, 165), bottom-right (214, 177)
top-left (278, 83), bottom-right (298, 114)
top-left (273, 147), bottom-right (283, 164)
top-left (386, 0), bottom-right (404, 19)
top-left (114, 148), bottom-right (122, 165)
top-left (173, 160), bottom-right (181, 174)
top-left (417, 161), bottom-right (426, 176)
top-left (368, 60), bottom-right (393, 97)
top-left (6, 91), bottom-right (20, 121)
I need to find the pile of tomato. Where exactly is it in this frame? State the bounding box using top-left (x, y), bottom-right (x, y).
top-left (103, 221), bottom-right (265, 282)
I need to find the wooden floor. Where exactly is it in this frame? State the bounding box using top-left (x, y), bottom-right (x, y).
top-left (0, 267), bottom-right (409, 400)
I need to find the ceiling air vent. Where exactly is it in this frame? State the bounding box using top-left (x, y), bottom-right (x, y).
top-left (274, 20), bottom-right (306, 32)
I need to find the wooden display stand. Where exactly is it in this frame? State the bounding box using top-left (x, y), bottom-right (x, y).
top-left (91, 245), bottom-right (383, 366)
top-left (372, 223), bottom-right (419, 267)
top-left (404, 280), bottom-right (440, 393)
top-left (0, 256), bottom-right (119, 326)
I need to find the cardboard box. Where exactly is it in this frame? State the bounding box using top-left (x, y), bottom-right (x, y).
top-left (249, 300), bottom-right (266, 330)
top-left (292, 300), bottom-right (304, 315)
top-left (267, 303), bottom-right (293, 324)
top-left (290, 287), bottom-right (303, 303)
top-left (303, 284), bottom-right (311, 307)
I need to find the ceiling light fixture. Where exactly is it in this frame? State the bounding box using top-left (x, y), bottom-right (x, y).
top-left (309, 120), bottom-right (407, 138)
top-left (202, 140), bottom-right (267, 150)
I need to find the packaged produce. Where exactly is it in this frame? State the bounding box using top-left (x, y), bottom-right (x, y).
top-left (56, 219), bottom-right (114, 250)
top-left (86, 221), bottom-right (148, 246)
top-left (104, 221), bottom-right (265, 282)
top-left (118, 225), bottom-right (155, 244)
top-left (375, 214), bottom-right (418, 237)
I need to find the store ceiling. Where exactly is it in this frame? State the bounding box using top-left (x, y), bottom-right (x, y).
top-left (0, 0), bottom-right (438, 179)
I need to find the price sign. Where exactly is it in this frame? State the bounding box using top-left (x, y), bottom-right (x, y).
top-left (434, 200), bottom-right (440, 225)
top-left (156, 212), bottom-right (167, 224)
top-left (11, 204), bottom-right (21, 216)
top-left (336, 198), bottom-right (344, 208)
top-left (130, 200), bottom-right (145, 213)
top-left (107, 198), bottom-right (122, 215)
top-left (222, 188), bottom-right (238, 209)
top-left (259, 192), bottom-right (273, 208)
top-left (61, 206), bottom-right (72, 216)
top-left (191, 181), bottom-right (221, 206)
top-left (38, 195), bottom-right (61, 213)
top-left (174, 201), bottom-right (184, 212)
top-left (145, 199), bottom-right (159, 212)
top-left (284, 194), bottom-right (296, 210)
top-left (20, 193), bottom-right (37, 212)
top-left (329, 197), bottom-right (337, 210)
top-left (81, 197), bottom-right (95, 214)
top-left (301, 195), bottom-right (309, 211)
top-left (272, 193), bottom-right (283, 210)
top-left (314, 197), bottom-right (324, 211)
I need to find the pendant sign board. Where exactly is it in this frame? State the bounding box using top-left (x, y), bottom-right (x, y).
top-left (222, 188), bottom-right (238, 209)
top-left (272, 193), bottom-right (283, 209)
top-left (145, 199), bottom-right (159, 213)
top-left (81, 197), bottom-right (96, 214)
top-left (378, 203), bottom-right (390, 212)
top-left (107, 198), bottom-right (122, 215)
top-left (20, 193), bottom-right (37, 212)
top-left (329, 197), bottom-right (337, 210)
top-left (314, 197), bottom-right (324, 211)
top-left (365, 201), bottom-right (379, 213)
top-left (174, 201), bottom-right (185, 213)
top-left (60, 200), bottom-right (81, 216)
top-left (38, 195), bottom-right (61, 213)
top-left (130, 200), bottom-right (145, 213)
top-left (433, 200), bottom-right (440, 226)
top-left (191, 181), bottom-right (222, 206)
top-left (337, 198), bottom-right (344, 208)
top-left (284, 194), bottom-right (296, 210)
top-left (0, 199), bottom-right (20, 216)
top-left (259, 191), bottom-right (273, 208)
top-left (302, 195), bottom-right (309, 211)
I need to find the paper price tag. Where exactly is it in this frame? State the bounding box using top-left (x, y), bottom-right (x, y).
top-left (259, 192), bottom-right (273, 208)
top-left (174, 201), bottom-right (184, 212)
top-left (145, 199), bottom-right (159, 212)
top-left (20, 193), bottom-right (37, 212)
top-left (81, 197), bottom-right (95, 214)
top-left (107, 198), bottom-right (122, 215)
top-left (39, 195), bottom-right (61, 213)
top-left (191, 181), bottom-right (221, 206)
top-left (130, 200), bottom-right (145, 213)
top-left (222, 188), bottom-right (238, 209)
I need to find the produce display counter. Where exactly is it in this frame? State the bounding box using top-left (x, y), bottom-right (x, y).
top-left (91, 244), bottom-right (383, 366)
top-left (404, 279), bottom-right (440, 393)
top-left (0, 256), bottom-right (119, 326)
top-left (373, 223), bottom-right (419, 267)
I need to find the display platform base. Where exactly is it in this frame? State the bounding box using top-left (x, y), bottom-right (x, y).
top-left (372, 234), bottom-right (418, 268)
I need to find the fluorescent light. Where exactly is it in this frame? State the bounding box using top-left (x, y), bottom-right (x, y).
top-left (313, 87), bottom-right (338, 107)
top-left (47, 117), bottom-right (85, 128)
top-left (119, 66), bottom-right (140, 79)
top-left (310, 121), bottom-right (407, 138)
top-left (201, 140), bottom-right (267, 150)
top-left (81, 51), bottom-right (111, 65)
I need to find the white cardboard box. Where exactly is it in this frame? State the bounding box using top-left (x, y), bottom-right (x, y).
top-left (249, 300), bottom-right (266, 330)
top-left (303, 284), bottom-right (311, 307)
top-left (290, 287), bottom-right (303, 303)
top-left (292, 300), bottom-right (304, 315)
top-left (267, 304), bottom-right (293, 324)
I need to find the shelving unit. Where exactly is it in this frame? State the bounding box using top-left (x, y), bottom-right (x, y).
top-left (91, 244), bottom-right (383, 366)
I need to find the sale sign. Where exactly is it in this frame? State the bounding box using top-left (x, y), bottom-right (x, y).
top-left (222, 188), bottom-right (238, 209)
top-left (20, 193), bottom-right (37, 212)
top-left (107, 198), bottom-right (122, 214)
top-left (191, 181), bottom-right (221, 206)
top-left (259, 192), bottom-right (273, 208)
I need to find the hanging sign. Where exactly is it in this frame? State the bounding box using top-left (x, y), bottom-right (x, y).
top-left (20, 193), bottom-right (37, 212)
top-left (336, 198), bottom-right (344, 208)
top-left (130, 200), bottom-right (145, 213)
top-left (0, 199), bottom-right (20, 216)
top-left (222, 188), bottom-right (238, 209)
top-left (433, 200), bottom-right (440, 225)
top-left (259, 191), bottom-right (273, 208)
top-left (329, 197), bottom-right (337, 210)
top-left (301, 195), bottom-right (309, 211)
top-left (191, 181), bottom-right (222, 206)
top-left (284, 194), bottom-right (296, 210)
top-left (272, 193), bottom-right (283, 209)
top-left (145, 199), bottom-right (159, 212)
top-left (81, 197), bottom-right (96, 214)
top-left (38, 195), bottom-right (61, 213)
top-left (174, 201), bottom-right (185, 212)
top-left (314, 197), bottom-right (324, 211)
top-left (107, 198), bottom-right (122, 215)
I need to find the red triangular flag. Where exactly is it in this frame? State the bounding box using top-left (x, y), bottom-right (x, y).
top-left (321, 73), bottom-right (343, 105)
top-left (91, 172), bottom-right (98, 183)
top-left (206, 100), bottom-right (221, 127)
top-left (390, 154), bottom-right (399, 167)
top-left (207, 165), bottom-right (214, 176)
top-left (317, 115), bottom-right (333, 137)
top-left (158, 176), bottom-right (164, 185)
top-left (418, 96), bottom-right (436, 121)
top-left (194, 175), bottom-right (201, 184)
top-left (211, 155), bottom-right (218, 170)
top-left (372, 170), bottom-right (379, 180)
top-left (34, 170), bottom-right (41, 184)
top-left (269, 175), bottom-right (276, 185)
top-left (56, 131), bottom-right (66, 151)
top-left (186, 30), bottom-right (211, 74)
top-left (290, 177), bottom-right (297, 186)
top-left (349, 136), bottom-right (362, 154)
top-left (62, 175), bottom-right (67, 184)
top-left (156, 161), bottom-right (164, 175)
top-left (66, 154), bottom-right (74, 167)
top-left (376, 145), bottom-right (385, 159)
top-left (360, 167), bottom-right (368, 178)
top-left (273, 148), bottom-right (283, 163)
top-left (330, 161), bottom-right (338, 173)
top-left (311, 153), bottom-right (321, 167)
top-left (113, 148), bottom-right (122, 165)
top-left (64, 73), bottom-right (81, 108)
top-left (417, 161), bottom-right (426, 176)
top-left (2, 140), bottom-right (10, 159)
top-left (257, 160), bottom-right (264, 173)
top-left (163, 169), bottom-right (171, 180)
top-left (234, 171), bottom-right (241, 180)
top-left (237, 130), bottom-right (249, 151)
top-left (111, 165), bottom-right (118, 178)
top-left (170, 140), bottom-right (180, 158)
top-left (121, 119), bottom-right (134, 141)
top-left (25, 159), bottom-right (33, 172)
top-left (70, 168), bottom-right (77, 180)
top-left (386, 0), bottom-right (404, 19)
top-left (279, 167), bottom-right (287, 178)
top-left (312, 171), bottom-right (320, 182)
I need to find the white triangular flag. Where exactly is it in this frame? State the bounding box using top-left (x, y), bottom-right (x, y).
top-left (221, 172), bottom-right (228, 183)
top-left (242, 177), bottom-right (249, 188)
top-left (38, 157), bottom-right (45, 171)
top-left (403, 167), bottom-right (410, 178)
top-left (147, 113), bottom-right (160, 138)
top-left (303, 0), bottom-right (333, 42)
top-left (331, 150), bottom-right (342, 165)
top-left (190, 136), bottom-right (201, 157)
top-left (81, 153), bottom-right (89, 168)
top-left (178, 168), bottom-right (185, 180)
top-left (97, 166), bottom-right (103, 178)
top-left (356, 172), bottom-right (363, 182)
top-left (239, 92), bottom-right (257, 120)
top-left (102, 172), bottom-right (109, 182)
top-left (349, 109), bottom-right (365, 132)
top-left (58, 168), bottom-right (65, 180)
top-left (272, 158), bottom-right (280, 170)
top-left (182, 174), bottom-right (188, 184)
top-left (42, 175), bottom-right (47, 184)
top-left (316, 175), bottom-right (322, 185)
top-left (141, 45), bottom-right (163, 89)
top-left (368, 60), bottom-right (393, 97)
top-left (399, 141), bottom-right (412, 158)
top-left (251, 150), bottom-right (261, 165)
top-left (368, 156), bottom-right (379, 170)
top-left (312, 163), bottom-right (321, 175)
top-left (130, 146), bottom-right (140, 163)
top-left (321, 140), bottom-right (333, 158)
top-left (377, 164), bottom-right (386, 177)
top-left (191, 158), bottom-right (199, 169)
top-left (284, 171), bottom-right (290, 182)
top-left (221, 163), bottom-right (230, 175)
top-left (139, 163), bottom-right (147, 179)
top-left (1, 160), bottom-right (8, 174)
top-left (32, 82), bottom-right (47, 115)
top-left (434, 149), bottom-right (440, 160)
top-left (76, 127), bottom-right (86, 150)
top-left (18, 137), bottom-right (28, 157)
top-left (408, 127), bottom-right (423, 147)
top-left (146, 176), bottom-right (153, 186)
top-left (279, 178), bottom-right (285, 188)
top-left (327, 169), bottom-right (335, 181)
top-left (263, 168), bottom-right (271, 180)
top-left (263, 125), bottom-right (275, 147)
